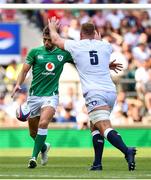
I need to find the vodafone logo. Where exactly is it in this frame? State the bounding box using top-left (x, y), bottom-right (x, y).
top-left (45, 62), bottom-right (55, 72)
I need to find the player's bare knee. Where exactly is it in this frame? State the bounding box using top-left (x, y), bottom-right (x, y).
top-left (90, 121), bottom-right (98, 132)
top-left (95, 120), bottom-right (111, 135)
top-left (38, 119), bottom-right (49, 129)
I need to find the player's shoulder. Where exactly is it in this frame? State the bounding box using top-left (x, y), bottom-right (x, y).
top-left (55, 47), bottom-right (71, 56)
top-left (95, 39), bottom-right (111, 46)
top-left (71, 39), bottom-right (89, 47)
top-left (101, 39), bottom-right (112, 47)
top-left (29, 46), bottom-right (44, 54)
top-left (97, 40), bottom-right (112, 51)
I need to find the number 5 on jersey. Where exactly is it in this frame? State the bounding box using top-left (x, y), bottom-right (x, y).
top-left (89, 51), bottom-right (98, 65)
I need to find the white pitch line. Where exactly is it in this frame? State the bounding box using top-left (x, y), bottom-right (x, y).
top-left (0, 174), bottom-right (151, 178)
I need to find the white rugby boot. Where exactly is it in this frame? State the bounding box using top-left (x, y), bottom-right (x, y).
top-left (41, 143), bottom-right (51, 166)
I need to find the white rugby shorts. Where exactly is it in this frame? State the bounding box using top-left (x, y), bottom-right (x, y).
top-left (84, 90), bottom-right (117, 113)
top-left (27, 95), bottom-right (59, 118)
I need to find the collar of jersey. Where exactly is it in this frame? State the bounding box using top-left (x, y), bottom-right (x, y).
top-left (49, 47), bottom-right (57, 52)
top-left (45, 46), bottom-right (57, 53)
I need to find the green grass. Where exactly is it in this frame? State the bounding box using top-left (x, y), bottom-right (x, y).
top-left (0, 148), bottom-right (151, 179)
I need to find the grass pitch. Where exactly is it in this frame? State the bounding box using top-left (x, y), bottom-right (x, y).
top-left (0, 148), bottom-right (150, 179)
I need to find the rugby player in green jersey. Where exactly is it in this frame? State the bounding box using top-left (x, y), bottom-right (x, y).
top-left (12, 24), bottom-right (122, 169)
top-left (11, 26), bottom-right (73, 168)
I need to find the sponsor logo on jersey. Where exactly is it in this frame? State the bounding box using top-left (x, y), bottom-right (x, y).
top-left (0, 30), bottom-right (15, 49)
top-left (87, 100), bottom-right (98, 107)
top-left (57, 55), bottom-right (63, 61)
top-left (45, 62), bottom-right (55, 72)
top-left (37, 55), bottom-right (43, 59)
top-left (42, 72), bottom-right (55, 75)
top-left (91, 100), bottom-right (97, 106)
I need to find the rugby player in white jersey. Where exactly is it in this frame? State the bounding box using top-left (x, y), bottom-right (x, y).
top-left (48, 17), bottom-right (136, 171)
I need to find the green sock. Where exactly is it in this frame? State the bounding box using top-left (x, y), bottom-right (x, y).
top-left (41, 143), bottom-right (47, 153)
top-left (32, 134), bottom-right (46, 159)
top-left (32, 137), bottom-right (47, 153)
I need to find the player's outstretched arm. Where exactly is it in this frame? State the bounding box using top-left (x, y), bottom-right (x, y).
top-left (109, 60), bottom-right (123, 73)
top-left (11, 63), bottom-right (31, 98)
top-left (48, 16), bottom-right (65, 50)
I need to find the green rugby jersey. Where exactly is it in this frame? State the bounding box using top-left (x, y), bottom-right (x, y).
top-left (26, 46), bottom-right (73, 96)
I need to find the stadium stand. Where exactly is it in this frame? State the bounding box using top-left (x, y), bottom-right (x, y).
top-left (0, 9), bottom-right (151, 128)
top-left (1, 0), bottom-right (151, 3)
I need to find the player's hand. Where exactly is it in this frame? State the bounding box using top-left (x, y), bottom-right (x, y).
top-left (94, 30), bottom-right (101, 40)
top-left (11, 85), bottom-right (22, 98)
top-left (48, 16), bottom-right (60, 31)
top-left (109, 60), bottom-right (123, 73)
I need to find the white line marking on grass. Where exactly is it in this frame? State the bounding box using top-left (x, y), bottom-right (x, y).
top-left (0, 173), bottom-right (151, 178)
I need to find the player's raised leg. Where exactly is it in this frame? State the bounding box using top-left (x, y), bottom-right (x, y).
top-left (90, 109), bottom-right (136, 171)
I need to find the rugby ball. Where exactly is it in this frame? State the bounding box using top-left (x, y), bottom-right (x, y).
top-left (16, 103), bottom-right (31, 122)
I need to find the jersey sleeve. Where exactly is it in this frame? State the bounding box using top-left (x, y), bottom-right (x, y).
top-left (25, 48), bottom-right (36, 65)
top-left (108, 43), bottom-right (113, 54)
top-left (64, 51), bottom-right (74, 63)
top-left (64, 40), bottom-right (76, 54)
top-left (103, 40), bottom-right (113, 54)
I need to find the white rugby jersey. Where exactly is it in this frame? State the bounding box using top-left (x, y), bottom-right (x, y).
top-left (64, 39), bottom-right (116, 95)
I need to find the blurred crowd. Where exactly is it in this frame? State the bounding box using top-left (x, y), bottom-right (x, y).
top-left (0, 0), bottom-right (151, 4)
top-left (0, 9), bottom-right (151, 128)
